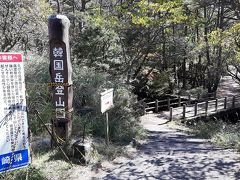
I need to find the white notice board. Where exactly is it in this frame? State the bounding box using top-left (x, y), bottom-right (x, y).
top-left (0, 53), bottom-right (29, 173)
top-left (101, 89), bottom-right (114, 113)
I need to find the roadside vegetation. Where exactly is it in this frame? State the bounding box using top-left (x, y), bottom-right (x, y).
top-left (174, 118), bottom-right (240, 151)
top-left (0, 0), bottom-right (240, 179)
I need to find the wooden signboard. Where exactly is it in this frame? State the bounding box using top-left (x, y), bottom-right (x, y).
top-left (0, 53), bottom-right (29, 173)
top-left (48, 15), bottom-right (73, 140)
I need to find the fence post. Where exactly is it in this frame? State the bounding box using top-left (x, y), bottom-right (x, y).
top-left (168, 98), bottom-right (170, 111)
top-left (178, 95), bottom-right (181, 107)
top-left (155, 100), bottom-right (159, 113)
top-left (224, 97), bottom-right (227, 109)
top-left (232, 96), bottom-right (235, 108)
top-left (183, 104), bottom-right (186, 119)
top-left (214, 91), bottom-right (217, 99)
top-left (205, 101), bottom-right (208, 115)
top-left (188, 94), bottom-right (191, 104)
top-left (215, 98), bottom-right (218, 111)
top-left (194, 102), bottom-right (198, 116)
top-left (170, 107), bottom-right (173, 121)
top-left (143, 103), bottom-right (146, 115)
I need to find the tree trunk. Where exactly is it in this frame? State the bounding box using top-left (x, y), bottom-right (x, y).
top-left (182, 25), bottom-right (188, 89)
top-left (162, 28), bottom-right (167, 70)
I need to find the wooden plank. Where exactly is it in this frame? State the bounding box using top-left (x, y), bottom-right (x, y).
top-left (146, 101), bottom-right (156, 105)
top-left (145, 107), bottom-right (155, 110)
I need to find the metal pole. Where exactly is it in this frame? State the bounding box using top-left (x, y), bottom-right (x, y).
top-left (106, 112), bottom-right (109, 146)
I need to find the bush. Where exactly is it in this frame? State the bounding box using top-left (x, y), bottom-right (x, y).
top-left (24, 55), bottom-right (52, 135)
top-left (24, 54), bottom-right (143, 142)
top-left (186, 119), bottom-right (240, 151)
top-left (72, 65), bottom-right (143, 142)
top-left (0, 166), bottom-right (46, 180)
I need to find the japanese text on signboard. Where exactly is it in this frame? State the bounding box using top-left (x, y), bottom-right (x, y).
top-left (0, 53), bottom-right (29, 173)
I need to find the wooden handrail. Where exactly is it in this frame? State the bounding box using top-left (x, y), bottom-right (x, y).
top-left (144, 94), bottom-right (240, 118)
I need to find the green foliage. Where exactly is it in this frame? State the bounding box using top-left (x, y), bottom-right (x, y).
top-left (0, 166), bottom-right (46, 180)
top-left (1, 0), bottom-right (239, 151)
top-left (72, 12), bottom-right (123, 76)
top-left (22, 24), bottom-right (142, 142)
top-left (72, 65), bottom-right (142, 142)
top-left (0, 0), bottom-right (51, 52)
top-left (127, 0), bottom-right (188, 26)
top-left (187, 119), bottom-right (240, 151)
top-left (109, 86), bottom-right (142, 142)
top-left (24, 55), bottom-right (52, 135)
top-left (188, 120), bottom-right (223, 139)
top-left (95, 143), bottom-right (123, 161)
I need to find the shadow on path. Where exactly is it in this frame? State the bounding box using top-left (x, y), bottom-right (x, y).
top-left (99, 114), bottom-right (240, 180)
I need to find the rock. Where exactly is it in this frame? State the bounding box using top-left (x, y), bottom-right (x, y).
top-left (72, 140), bottom-right (93, 165)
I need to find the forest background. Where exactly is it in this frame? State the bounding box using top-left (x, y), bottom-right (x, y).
top-left (0, 0), bottom-right (240, 143)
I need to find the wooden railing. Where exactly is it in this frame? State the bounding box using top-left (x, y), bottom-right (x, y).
top-left (144, 92), bottom-right (217, 113)
top-left (143, 93), bottom-right (240, 121)
top-left (169, 95), bottom-right (240, 120)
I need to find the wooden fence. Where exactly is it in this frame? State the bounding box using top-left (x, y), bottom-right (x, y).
top-left (170, 95), bottom-right (240, 120)
top-left (144, 92), bottom-right (217, 113)
top-left (144, 93), bottom-right (240, 121)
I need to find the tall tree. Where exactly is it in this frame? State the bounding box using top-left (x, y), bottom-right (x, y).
top-left (0, 0), bottom-right (51, 53)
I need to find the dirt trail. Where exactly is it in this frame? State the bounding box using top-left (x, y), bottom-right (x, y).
top-left (31, 76), bottom-right (240, 180)
top-left (91, 77), bottom-right (240, 179)
top-left (216, 76), bottom-right (240, 98)
top-left (94, 113), bottom-right (240, 180)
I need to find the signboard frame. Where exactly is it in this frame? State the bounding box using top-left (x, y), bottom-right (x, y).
top-left (101, 88), bottom-right (114, 114)
top-left (100, 88), bottom-right (114, 146)
top-left (0, 52), bottom-right (29, 173)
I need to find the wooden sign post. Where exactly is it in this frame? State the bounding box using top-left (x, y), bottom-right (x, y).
top-left (101, 89), bottom-right (114, 146)
top-left (48, 15), bottom-right (73, 141)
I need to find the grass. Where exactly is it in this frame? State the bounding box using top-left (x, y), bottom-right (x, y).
top-left (0, 133), bottom-right (141, 180)
top-left (0, 166), bottom-right (46, 180)
top-left (174, 118), bottom-right (240, 151)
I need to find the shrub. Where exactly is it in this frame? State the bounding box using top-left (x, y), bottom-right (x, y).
top-left (0, 166), bottom-right (46, 180)
top-left (186, 118), bottom-right (240, 151)
top-left (24, 55), bottom-right (52, 135)
top-left (72, 65), bottom-right (143, 142)
top-left (24, 54), bottom-right (143, 142)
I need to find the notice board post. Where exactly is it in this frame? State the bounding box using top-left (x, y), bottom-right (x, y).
top-left (101, 89), bottom-right (114, 146)
top-left (48, 15), bottom-right (73, 141)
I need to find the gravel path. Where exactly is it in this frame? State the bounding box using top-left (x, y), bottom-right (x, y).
top-left (92, 76), bottom-right (240, 179)
top-left (94, 113), bottom-right (240, 180)
top-left (216, 76), bottom-right (240, 98)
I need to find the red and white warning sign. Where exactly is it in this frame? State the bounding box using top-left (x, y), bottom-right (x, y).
top-left (0, 53), bottom-right (29, 173)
